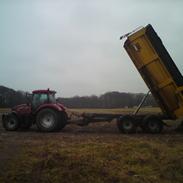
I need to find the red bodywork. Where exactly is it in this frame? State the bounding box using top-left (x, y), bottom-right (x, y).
top-left (12, 104), bottom-right (31, 116)
top-left (32, 89), bottom-right (56, 94)
top-left (11, 89), bottom-right (66, 122)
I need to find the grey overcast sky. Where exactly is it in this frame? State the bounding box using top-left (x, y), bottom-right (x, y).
top-left (0, 0), bottom-right (183, 97)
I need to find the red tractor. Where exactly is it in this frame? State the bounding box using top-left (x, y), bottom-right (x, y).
top-left (2, 89), bottom-right (68, 132)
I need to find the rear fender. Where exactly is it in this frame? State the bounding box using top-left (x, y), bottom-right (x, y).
top-left (35, 104), bottom-right (65, 115)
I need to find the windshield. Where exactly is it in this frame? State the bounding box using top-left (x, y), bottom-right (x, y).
top-left (32, 93), bottom-right (56, 108)
top-left (32, 93), bottom-right (48, 108)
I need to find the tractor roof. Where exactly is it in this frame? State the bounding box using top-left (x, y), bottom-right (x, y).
top-left (32, 89), bottom-right (56, 94)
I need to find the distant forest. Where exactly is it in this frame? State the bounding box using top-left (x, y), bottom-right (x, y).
top-left (0, 86), bottom-right (157, 108)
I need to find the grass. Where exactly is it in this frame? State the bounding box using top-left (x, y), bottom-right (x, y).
top-left (68, 107), bottom-right (162, 115)
top-left (0, 108), bottom-right (11, 113)
top-left (0, 107), bottom-right (161, 114)
top-left (1, 134), bottom-right (183, 183)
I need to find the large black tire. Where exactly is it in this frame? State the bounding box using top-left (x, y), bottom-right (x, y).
top-left (36, 109), bottom-right (59, 132)
top-left (3, 114), bottom-right (19, 131)
top-left (142, 115), bottom-right (163, 134)
top-left (57, 112), bottom-right (68, 130)
top-left (117, 115), bottom-right (137, 134)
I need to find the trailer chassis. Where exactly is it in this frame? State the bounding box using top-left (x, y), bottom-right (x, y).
top-left (68, 91), bottom-right (170, 134)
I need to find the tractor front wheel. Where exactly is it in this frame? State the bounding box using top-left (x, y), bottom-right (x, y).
top-left (3, 114), bottom-right (19, 131)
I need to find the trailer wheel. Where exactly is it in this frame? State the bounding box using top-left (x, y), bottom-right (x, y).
top-left (36, 108), bottom-right (59, 132)
top-left (3, 114), bottom-right (19, 131)
top-left (117, 115), bottom-right (136, 134)
top-left (142, 115), bottom-right (163, 134)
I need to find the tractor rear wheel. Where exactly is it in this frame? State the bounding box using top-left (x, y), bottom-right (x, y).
top-left (57, 112), bottom-right (68, 130)
top-left (36, 109), bottom-right (59, 132)
top-left (3, 114), bottom-right (19, 131)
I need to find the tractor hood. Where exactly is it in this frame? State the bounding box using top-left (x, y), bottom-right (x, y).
top-left (12, 104), bottom-right (27, 111)
top-left (12, 104), bottom-right (31, 114)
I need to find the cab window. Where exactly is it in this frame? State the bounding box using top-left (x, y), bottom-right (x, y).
top-left (32, 93), bottom-right (48, 108)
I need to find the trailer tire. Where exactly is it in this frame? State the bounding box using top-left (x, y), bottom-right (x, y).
top-left (117, 115), bottom-right (136, 134)
top-left (36, 108), bottom-right (59, 132)
top-left (142, 115), bottom-right (163, 134)
top-left (3, 114), bottom-right (19, 131)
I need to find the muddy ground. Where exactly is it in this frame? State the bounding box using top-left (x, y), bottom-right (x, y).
top-left (0, 112), bottom-right (183, 183)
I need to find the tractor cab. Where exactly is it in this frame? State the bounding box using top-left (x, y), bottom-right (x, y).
top-left (31, 89), bottom-right (56, 109)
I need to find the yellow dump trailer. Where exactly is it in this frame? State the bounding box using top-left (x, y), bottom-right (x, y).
top-left (117, 24), bottom-right (183, 133)
top-left (124, 24), bottom-right (183, 120)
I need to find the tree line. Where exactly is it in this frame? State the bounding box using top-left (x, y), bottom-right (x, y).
top-left (0, 86), bottom-right (27, 108)
top-left (58, 91), bottom-right (157, 108)
top-left (0, 86), bottom-right (157, 108)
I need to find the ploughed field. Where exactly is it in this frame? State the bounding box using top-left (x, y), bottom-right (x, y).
top-left (0, 107), bottom-right (183, 183)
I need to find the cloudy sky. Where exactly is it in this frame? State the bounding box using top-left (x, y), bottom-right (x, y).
top-left (0, 0), bottom-right (183, 97)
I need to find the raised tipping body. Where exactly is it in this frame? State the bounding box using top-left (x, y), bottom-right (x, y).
top-left (124, 24), bottom-right (183, 120)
